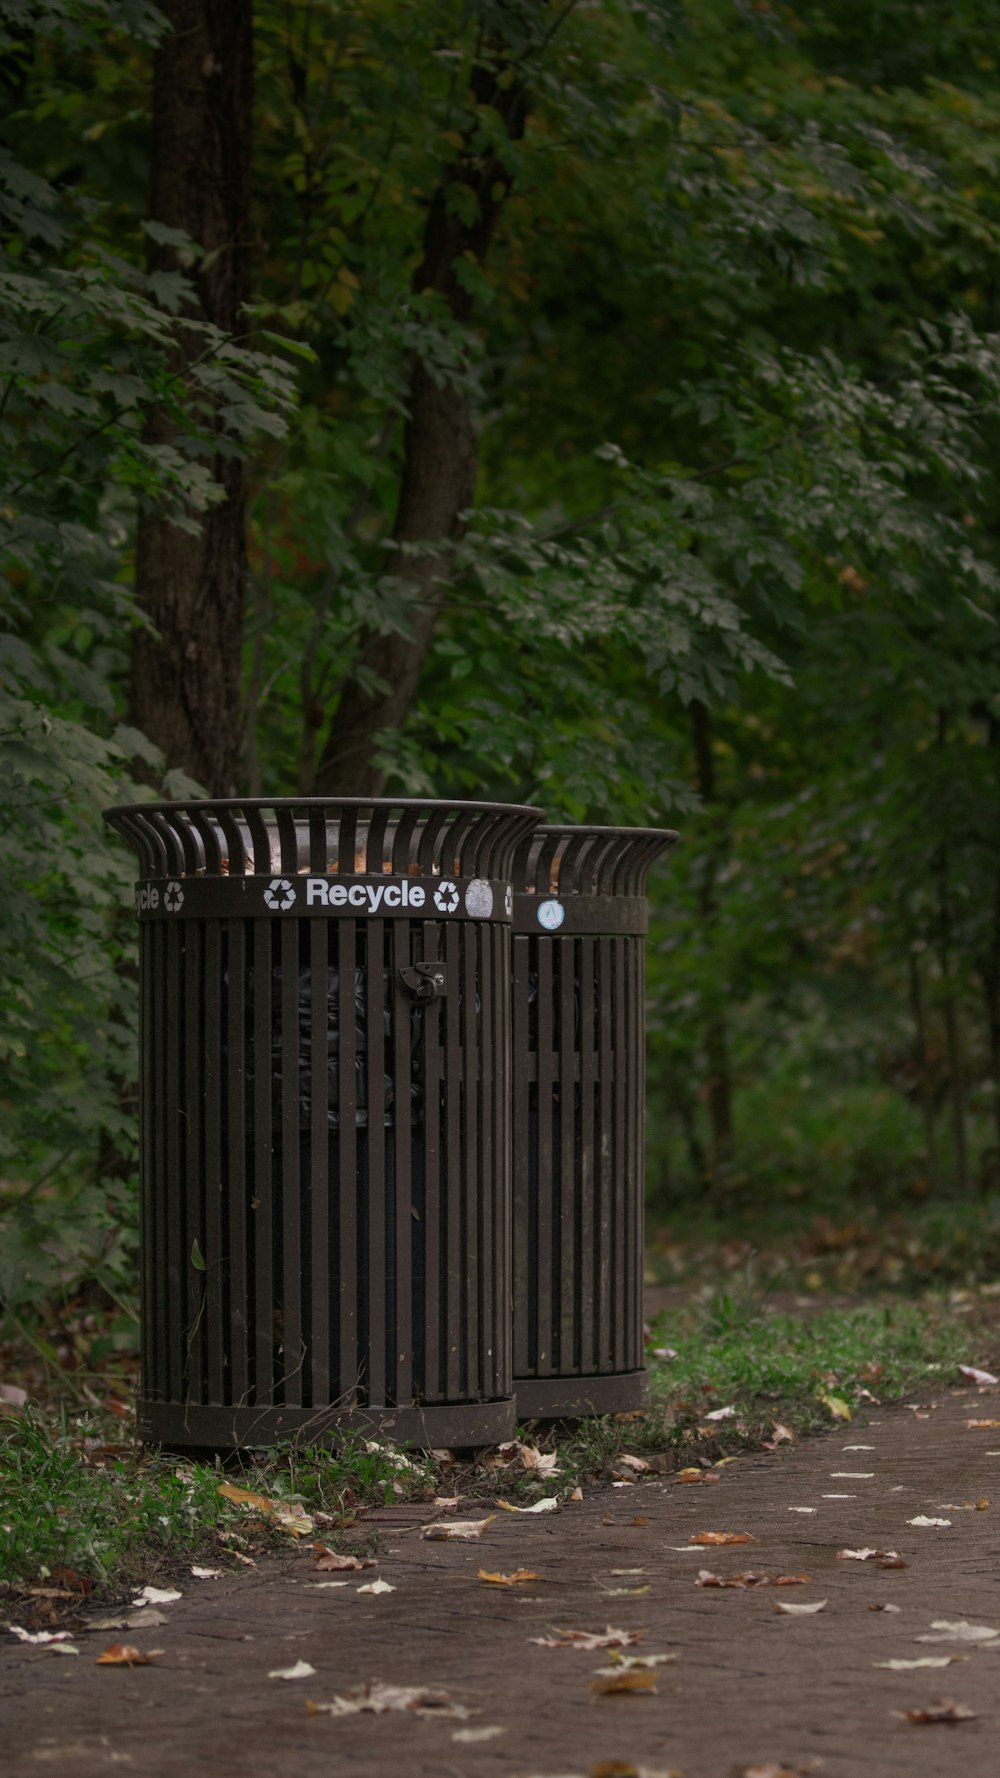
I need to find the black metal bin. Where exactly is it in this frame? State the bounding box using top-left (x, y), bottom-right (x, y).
top-left (105, 797), bottom-right (541, 1450)
top-left (510, 825), bottom-right (678, 1418)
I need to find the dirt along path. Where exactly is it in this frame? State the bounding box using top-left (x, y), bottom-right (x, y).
top-left (4, 1384), bottom-right (1000, 1778)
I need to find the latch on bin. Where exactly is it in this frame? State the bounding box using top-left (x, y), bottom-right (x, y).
top-left (399, 961), bottom-right (447, 1001)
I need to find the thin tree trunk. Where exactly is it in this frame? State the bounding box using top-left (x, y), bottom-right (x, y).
top-left (907, 946), bottom-right (941, 1191)
top-left (128, 0), bottom-right (253, 796)
top-left (314, 37), bottom-right (529, 797)
top-left (978, 714), bottom-right (1000, 1184)
top-left (935, 839), bottom-right (969, 1194)
top-left (691, 699), bottom-right (734, 1190)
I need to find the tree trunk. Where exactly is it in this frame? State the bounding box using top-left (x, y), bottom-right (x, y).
top-left (314, 43), bottom-right (528, 797)
top-left (907, 946), bottom-right (941, 1191)
top-left (691, 700), bottom-right (735, 1189)
top-left (128, 0), bottom-right (253, 796)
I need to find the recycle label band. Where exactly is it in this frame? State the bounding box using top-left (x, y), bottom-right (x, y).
top-left (134, 875), bottom-right (515, 922)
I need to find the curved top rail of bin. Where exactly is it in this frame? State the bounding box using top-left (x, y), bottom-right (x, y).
top-left (511, 824), bottom-right (679, 900)
top-left (104, 797), bottom-right (544, 880)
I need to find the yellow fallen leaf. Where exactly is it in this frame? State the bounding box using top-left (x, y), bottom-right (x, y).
top-left (689, 1531), bottom-right (755, 1546)
top-left (218, 1481), bottom-right (274, 1512)
top-left (96, 1643), bottom-right (164, 1666)
top-left (478, 1569), bottom-right (541, 1586)
top-left (588, 1667), bottom-right (658, 1697)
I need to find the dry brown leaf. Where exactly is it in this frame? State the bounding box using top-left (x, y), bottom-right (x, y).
top-left (617, 1453), bottom-right (652, 1472)
top-left (478, 1569), bottom-right (541, 1587)
top-left (589, 1764), bottom-right (682, 1778)
top-left (697, 1570), bottom-right (809, 1589)
top-left (95, 1643), bottom-right (163, 1667)
top-left (630, 1514), bottom-right (650, 1527)
top-left (218, 1481), bottom-right (278, 1513)
top-left (867, 1602), bottom-right (902, 1613)
top-left (966, 1419), bottom-right (1000, 1429)
top-left (588, 1668), bottom-right (658, 1698)
top-left (689, 1531), bottom-right (755, 1546)
top-left (313, 1544), bottom-right (376, 1572)
top-left (675, 1467), bottom-right (719, 1485)
top-left (530, 1625), bottom-right (646, 1651)
top-left (894, 1699), bottom-right (977, 1725)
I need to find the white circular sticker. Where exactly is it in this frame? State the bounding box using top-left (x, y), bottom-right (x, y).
top-left (536, 898), bottom-right (565, 931)
top-left (465, 878), bottom-right (494, 919)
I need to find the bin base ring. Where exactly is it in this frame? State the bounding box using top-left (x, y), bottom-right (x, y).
top-left (514, 1369), bottom-right (648, 1420)
top-left (138, 1395), bottom-right (516, 1453)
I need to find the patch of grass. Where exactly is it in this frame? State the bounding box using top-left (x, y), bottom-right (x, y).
top-left (545, 1294), bottom-right (980, 1485)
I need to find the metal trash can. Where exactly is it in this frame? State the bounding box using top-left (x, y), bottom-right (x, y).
top-left (510, 825), bottom-right (678, 1418)
top-left (105, 796), bottom-right (541, 1450)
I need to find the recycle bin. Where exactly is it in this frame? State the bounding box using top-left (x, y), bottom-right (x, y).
top-left (105, 797), bottom-right (541, 1450)
top-left (509, 825), bottom-right (678, 1418)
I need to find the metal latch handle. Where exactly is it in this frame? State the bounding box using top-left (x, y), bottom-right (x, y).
top-left (399, 962), bottom-right (447, 1001)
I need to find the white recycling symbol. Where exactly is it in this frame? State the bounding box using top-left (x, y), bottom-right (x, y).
top-left (504, 883), bottom-right (514, 919)
top-left (264, 876), bottom-right (296, 911)
top-left (164, 880), bottom-right (184, 913)
top-left (433, 881), bottom-right (460, 914)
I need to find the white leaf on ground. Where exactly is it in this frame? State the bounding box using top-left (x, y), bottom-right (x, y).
top-left (190, 1566), bottom-right (222, 1579)
top-left (611, 1652), bottom-right (678, 1670)
top-left (917, 1621), bottom-right (999, 1643)
top-left (869, 1603), bottom-right (902, 1613)
top-left (610, 1568), bottom-right (646, 1576)
top-left (269, 1660), bottom-right (316, 1680)
top-left (46, 1644), bottom-right (79, 1656)
top-left (357, 1580), bottom-right (396, 1596)
top-left (132, 1586), bottom-right (181, 1606)
top-left (530, 1625), bottom-right (644, 1651)
top-left (452, 1726), bottom-right (506, 1743)
top-left (773, 1600), bottom-right (827, 1615)
top-left (843, 1444), bottom-right (876, 1451)
top-left (422, 1516), bottom-right (495, 1540)
top-left (959, 1366), bottom-right (999, 1386)
top-left (838, 1548), bottom-right (900, 1562)
top-left (666, 1546), bottom-right (703, 1552)
top-left (821, 1493), bottom-right (856, 1499)
top-left (875, 1657), bottom-right (959, 1670)
top-left (364, 1439), bottom-right (417, 1470)
top-left (703, 1406), bottom-right (737, 1421)
top-left (787, 1508), bottom-right (817, 1514)
top-left (907, 1516), bottom-right (951, 1527)
top-left (494, 1497), bottom-right (559, 1515)
top-left (304, 1582), bottom-right (349, 1590)
top-left (830, 1472), bottom-right (875, 1479)
top-left (308, 1682), bottom-right (470, 1719)
top-left (8, 1627), bottom-right (74, 1644)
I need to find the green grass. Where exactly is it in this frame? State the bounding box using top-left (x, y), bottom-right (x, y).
top-left (0, 1292), bottom-right (985, 1601)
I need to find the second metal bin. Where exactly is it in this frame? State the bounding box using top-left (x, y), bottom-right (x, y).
top-left (510, 825), bottom-right (677, 1417)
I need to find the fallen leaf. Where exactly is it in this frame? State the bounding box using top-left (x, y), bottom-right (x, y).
top-left (0, 1383), bottom-right (28, 1408)
top-left (588, 1667), bottom-right (658, 1697)
top-left (46, 1644), bottom-right (79, 1657)
top-left (894, 1699), bottom-right (976, 1724)
top-left (519, 1444), bottom-right (560, 1477)
top-left (843, 1444), bottom-right (875, 1451)
top-left (131, 1586), bottom-right (181, 1607)
top-left (606, 1652), bottom-right (678, 1670)
top-left (95, 1644), bottom-right (163, 1666)
top-left (959, 1365), bottom-right (999, 1385)
top-left (357, 1580), bottom-right (395, 1595)
top-left (907, 1516), bottom-right (951, 1528)
top-left (917, 1620), bottom-right (999, 1644)
top-left (771, 1424), bottom-right (794, 1443)
top-left (630, 1514), bottom-right (650, 1527)
top-left (493, 1497), bottom-right (559, 1515)
top-left (190, 1566), bottom-right (222, 1580)
top-left (313, 1544), bottom-right (376, 1571)
top-left (696, 1570), bottom-right (809, 1589)
top-left (877, 1556), bottom-right (909, 1569)
top-left (218, 1481), bottom-right (278, 1512)
top-left (85, 1609), bottom-right (169, 1633)
top-left (772, 1600), bottom-right (827, 1615)
top-left (571, 1487), bottom-right (584, 1502)
top-left (966, 1419), bottom-right (1000, 1429)
top-left (868, 1603), bottom-right (902, 1613)
top-left (452, 1726), bottom-right (506, 1743)
top-left (876, 1658), bottom-right (960, 1670)
top-left (269, 1660), bottom-right (316, 1680)
top-left (818, 1393), bottom-right (852, 1421)
top-left (305, 1581), bottom-right (349, 1590)
top-left (7, 1627), bottom-right (74, 1645)
top-left (616, 1454), bottom-right (652, 1472)
top-left (478, 1569), bottom-right (541, 1586)
top-left (601, 1585), bottom-right (652, 1597)
top-left (838, 1548), bottom-right (901, 1563)
top-left (735, 1764), bottom-right (822, 1777)
top-left (703, 1405), bottom-right (737, 1422)
top-left (830, 1472), bottom-right (874, 1479)
top-left (937, 1501), bottom-right (989, 1511)
top-left (787, 1507), bottom-right (816, 1514)
top-left (530, 1626), bottom-right (645, 1651)
top-left (307, 1681), bottom-right (469, 1719)
top-left (689, 1531), bottom-right (754, 1546)
top-left (422, 1516), bottom-right (495, 1539)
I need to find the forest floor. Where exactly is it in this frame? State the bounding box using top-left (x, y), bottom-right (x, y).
top-left (4, 1355), bottom-right (1000, 1775)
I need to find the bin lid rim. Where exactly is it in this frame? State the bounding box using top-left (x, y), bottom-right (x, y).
top-left (105, 795), bottom-right (545, 820)
top-left (525, 823), bottom-right (679, 842)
